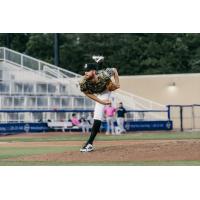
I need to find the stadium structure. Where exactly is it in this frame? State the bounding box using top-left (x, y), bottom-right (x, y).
top-left (0, 47), bottom-right (171, 133)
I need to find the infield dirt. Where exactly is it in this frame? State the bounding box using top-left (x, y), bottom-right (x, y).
top-left (1, 134), bottom-right (200, 164)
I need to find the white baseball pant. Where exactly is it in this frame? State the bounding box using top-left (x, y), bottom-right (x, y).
top-left (93, 91), bottom-right (111, 121)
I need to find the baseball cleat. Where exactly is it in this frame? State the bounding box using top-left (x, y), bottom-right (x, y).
top-left (80, 143), bottom-right (95, 152)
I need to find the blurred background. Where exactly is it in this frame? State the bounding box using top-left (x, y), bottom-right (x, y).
top-left (1, 33), bottom-right (200, 75)
top-left (1, 33), bottom-right (200, 132)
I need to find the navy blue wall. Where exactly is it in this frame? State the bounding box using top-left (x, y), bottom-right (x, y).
top-left (0, 120), bottom-right (173, 135)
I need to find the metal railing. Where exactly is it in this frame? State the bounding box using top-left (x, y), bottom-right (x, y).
top-left (0, 47), bottom-right (82, 96)
top-left (114, 89), bottom-right (166, 110)
top-left (0, 95), bottom-right (95, 110)
top-left (168, 104), bottom-right (200, 131)
top-left (0, 109), bottom-right (169, 123)
top-left (0, 47), bottom-right (167, 117)
top-left (0, 80), bottom-right (74, 96)
top-left (0, 47), bottom-right (80, 78)
top-left (112, 89), bottom-right (167, 120)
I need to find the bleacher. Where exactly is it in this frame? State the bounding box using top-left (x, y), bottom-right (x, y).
top-left (0, 47), bottom-right (172, 134)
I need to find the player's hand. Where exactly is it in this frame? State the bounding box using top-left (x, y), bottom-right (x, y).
top-left (106, 81), bottom-right (120, 91)
top-left (115, 84), bottom-right (120, 89)
top-left (101, 99), bottom-right (111, 105)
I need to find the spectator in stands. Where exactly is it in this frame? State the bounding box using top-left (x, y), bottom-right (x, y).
top-left (104, 103), bottom-right (116, 135)
top-left (71, 113), bottom-right (81, 127)
top-left (87, 112), bottom-right (94, 126)
top-left (80, 116), bottom-right (90, 134)
top-left (116, 102), bottom-right (127, 133)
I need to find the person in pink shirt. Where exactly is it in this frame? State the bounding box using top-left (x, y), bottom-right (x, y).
top-left (71, 113), bottom-right (81, 127)
top-left (104, 103), bottom-right (116, 135)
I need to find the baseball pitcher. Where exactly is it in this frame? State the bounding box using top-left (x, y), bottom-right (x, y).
top-left (79, 57), bottom-right (120, 152)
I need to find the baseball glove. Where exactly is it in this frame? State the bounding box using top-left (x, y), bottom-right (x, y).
top-left (106, 80), bottom-right (120, 91)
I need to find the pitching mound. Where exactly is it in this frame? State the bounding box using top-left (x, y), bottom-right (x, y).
top-left (6, 139), bottom-right (200, 164)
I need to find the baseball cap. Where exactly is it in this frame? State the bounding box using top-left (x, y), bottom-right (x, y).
top-left (84, 63), bottom-right (98, 71)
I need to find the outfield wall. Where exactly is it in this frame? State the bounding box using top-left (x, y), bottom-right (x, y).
top-left (0, 120), bottom-right (173, 135)
top-left (120, 73), bottom-right (200, 105)
top-left (120, 74), bottom-right (200, 131)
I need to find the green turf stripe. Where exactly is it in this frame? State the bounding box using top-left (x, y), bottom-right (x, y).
top-left (0, 160), bottom-right (200, 166)
top-left (0, 146), bottom-right (79, 159)
top-left (0, 132), bottom-right (200, 143)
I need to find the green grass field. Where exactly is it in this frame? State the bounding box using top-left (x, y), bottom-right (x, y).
top-left (1, 131), bottom-right (200, 142)
top-left (0, 131), bottom-right (200, 166)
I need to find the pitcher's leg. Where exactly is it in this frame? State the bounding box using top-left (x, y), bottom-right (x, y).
top-left (80, 92), bottom-right (111, 152)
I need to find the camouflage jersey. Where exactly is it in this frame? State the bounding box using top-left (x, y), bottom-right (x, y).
top-left (79, 68), bottom-right (115, 94)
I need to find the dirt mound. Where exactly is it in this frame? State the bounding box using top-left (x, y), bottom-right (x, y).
top-left (6, 140), bottom-right (200, 163)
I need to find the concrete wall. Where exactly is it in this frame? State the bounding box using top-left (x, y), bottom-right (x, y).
top-left (119, 73), bottom-right (200, 105)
